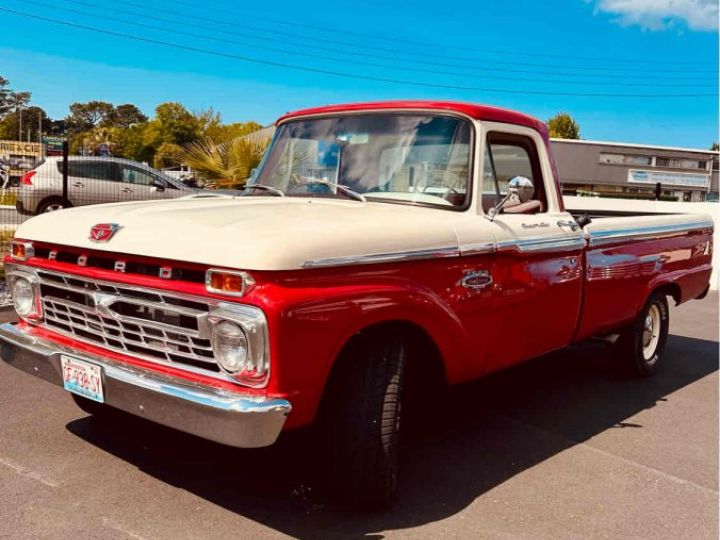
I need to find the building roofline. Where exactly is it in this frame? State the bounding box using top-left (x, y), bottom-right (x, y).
top-left (550, 137), bottom-right (719, 156)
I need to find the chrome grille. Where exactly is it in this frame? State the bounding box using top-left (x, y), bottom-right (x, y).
top-left (37, 270), bottom-right (219, 373)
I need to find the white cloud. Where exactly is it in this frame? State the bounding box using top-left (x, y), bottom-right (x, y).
top-left (590, 0), bottom-right (719, 31)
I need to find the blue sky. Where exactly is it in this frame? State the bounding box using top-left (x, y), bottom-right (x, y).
top-left (0, 0), bottom-right (717, 148)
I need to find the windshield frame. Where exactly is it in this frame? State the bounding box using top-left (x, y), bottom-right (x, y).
top-left (247, 110), bottom-right (476, 212)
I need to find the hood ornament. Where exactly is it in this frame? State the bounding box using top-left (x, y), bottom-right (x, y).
top-left (89, 223), bottom-right (121, 242)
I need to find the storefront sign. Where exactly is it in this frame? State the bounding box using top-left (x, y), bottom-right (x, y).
top-left (628, 169), bottom-right (710, 189)
top-left (42, 136), bottom-right (65, 156)
top-left (0, 140), bottom-right (43, 157)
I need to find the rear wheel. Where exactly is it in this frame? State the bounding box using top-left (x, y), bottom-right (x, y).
top-left (324, 334), bottom-right (406, 510)
top-left (616, 292), bottom-right (669, 377)
top-left (37, 197), bottom-right (71, 214)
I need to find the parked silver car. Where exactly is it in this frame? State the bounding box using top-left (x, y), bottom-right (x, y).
top-left (17, 157), bottom-right (194, 214)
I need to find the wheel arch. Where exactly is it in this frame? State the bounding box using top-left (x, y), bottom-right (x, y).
top-left (36, 195), bottom-right (71, 214)
top-left (316, 319), bottom-right (447, 422)
top-left (648, 281), bottom-right (682, 307)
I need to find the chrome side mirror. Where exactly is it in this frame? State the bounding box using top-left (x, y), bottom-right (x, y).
top-left (508, 176), bottom-right (534, 203)
top-left (486, 176), bottom-right (535, 220)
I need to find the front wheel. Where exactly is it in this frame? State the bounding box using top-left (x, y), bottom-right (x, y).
top-left (325, 335), bottom-right (406, 510)
top-left (616, 292), bottom-right (669, 377)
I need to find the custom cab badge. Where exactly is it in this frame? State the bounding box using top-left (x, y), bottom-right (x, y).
top-left (89, 223), bottom-right (121, 242)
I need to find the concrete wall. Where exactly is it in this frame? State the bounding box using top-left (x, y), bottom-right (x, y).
top-left (564, 196), bottom-right (719, 289)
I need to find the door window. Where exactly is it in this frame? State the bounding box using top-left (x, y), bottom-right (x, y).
top-left (121, 166), bottom-right (158, 186)
top-left (61, 161), bottom-right (119, 181)
top-left (483, 134), bottom-right (546, 213)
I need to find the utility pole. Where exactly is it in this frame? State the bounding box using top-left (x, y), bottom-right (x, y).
top-left (38, 110), bottom-right (42, 143)
top-left (18, 107), bottom-right (22, 141)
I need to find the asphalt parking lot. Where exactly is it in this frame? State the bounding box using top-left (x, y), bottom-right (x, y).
top-left (0, 294), bottom-right (717, 539)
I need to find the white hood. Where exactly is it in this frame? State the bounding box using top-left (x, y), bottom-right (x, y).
top-left (16, 196), bottom-right (463, 270)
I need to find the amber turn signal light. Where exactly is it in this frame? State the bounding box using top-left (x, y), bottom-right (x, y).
top-left (205, 269), bottom-right (255, 297)
top-left (11, 241), bottom-right (34, 261)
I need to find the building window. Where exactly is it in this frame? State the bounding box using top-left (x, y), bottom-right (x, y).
top-left (655, 157), bottom-right (706, 169)
top-left (598, 153), bottom-right (653, 165)
top-left (623, 155), bottom-right (652, 165)
top-left (598, 153), bottom-right (624, 164)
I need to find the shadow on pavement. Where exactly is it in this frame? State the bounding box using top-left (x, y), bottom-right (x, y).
top-left (66, 334), bottom-right (718, 539)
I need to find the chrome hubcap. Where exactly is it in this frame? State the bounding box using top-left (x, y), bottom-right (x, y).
top-left (642, 304), bottom-right (661, 362)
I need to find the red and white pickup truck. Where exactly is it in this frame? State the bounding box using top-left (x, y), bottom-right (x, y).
top-left (1, 101), bottom-right (713, 509)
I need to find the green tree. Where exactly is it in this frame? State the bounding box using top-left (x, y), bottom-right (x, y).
top-left (66, 101), bottom-right (115, 132)
top-left (205, 120), bottom-right (264, 141)
top-left (711, 142), bottom-right (719, 151)
top-left (143, 102), bottom-right (201, 147)
top-left (547, 112), bottom-right (581, 139)
top-left (3, 92), bottom-right (33, 140)
top-left (0, 106), bottom-right (50, 142)
top-left (78, 126), bottom-right (118, 155)
top-left (153, 142), bottom-right (185, 169)
top-left (110, 104), bottom-right (147, 128)
top-left (0, 77), bottom-right (12, 118)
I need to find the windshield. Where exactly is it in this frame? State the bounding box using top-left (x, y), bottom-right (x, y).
top-left (249, 114), bottom-right (472, 209)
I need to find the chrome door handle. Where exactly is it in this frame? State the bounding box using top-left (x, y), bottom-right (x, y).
top-left (72, 182), bottom-right (83, 187)
top-left (461, 270), bottom-right (492, 289)
top-left (121, 188), bottom-right (132, 193)
top-left (557, 220), bottom-right (580, 232)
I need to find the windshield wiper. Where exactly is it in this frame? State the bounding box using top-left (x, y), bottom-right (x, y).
top-left (292, 176), bottom-right (367, 203)
top-left (245, 184), bottom-right (285, 197)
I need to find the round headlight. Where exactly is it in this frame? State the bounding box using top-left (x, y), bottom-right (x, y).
top-left (12, 277), bottom-right (35, 317)
top-left (212, 321), bottom-right (248, 373)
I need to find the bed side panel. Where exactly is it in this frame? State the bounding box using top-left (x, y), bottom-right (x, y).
top-left (576, 214), bottom-right (713, 341)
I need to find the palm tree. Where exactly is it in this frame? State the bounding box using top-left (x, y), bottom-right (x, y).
top-left (177, 133), bottom-right (270, 188)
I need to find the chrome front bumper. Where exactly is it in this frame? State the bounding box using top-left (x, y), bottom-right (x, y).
top-left (0, 323), bottom-right (291, 448)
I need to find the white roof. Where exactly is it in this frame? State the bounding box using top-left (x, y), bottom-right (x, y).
top-left (550, 138), bottom-right (719, 157)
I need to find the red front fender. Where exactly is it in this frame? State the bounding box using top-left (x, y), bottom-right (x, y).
top-left (260, 277), bottom-right (476, 429)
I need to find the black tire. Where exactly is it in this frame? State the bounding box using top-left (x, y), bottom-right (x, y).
top-left (616, 292), bottom-right (669, 377)
top-left (325, 334), bottom-right (406, 510)
top-left (70, 393), bottom-right (113, 418)
top-left (36, 197), bottom-right (71, 214)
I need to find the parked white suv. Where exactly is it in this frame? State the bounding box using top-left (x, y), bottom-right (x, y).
top-left (17, 157), bottom-right (193, 214)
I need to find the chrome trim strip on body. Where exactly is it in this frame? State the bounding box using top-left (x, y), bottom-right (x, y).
top-left (302, 246), bottom-right (461, 268)
top-left (588, 220), bottom-right (714, 247)
top-left (496, 236), bottom-right (587, 254)
top-left (0, 323), bottom-right (290, 448)
top-left (459, 242), bottom-right (496, 256)
top-left (303, 235), bottom-right (588, 267)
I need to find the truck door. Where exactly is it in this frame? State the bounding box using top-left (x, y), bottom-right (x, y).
top-left (481, 123), bottom-right (585, 372)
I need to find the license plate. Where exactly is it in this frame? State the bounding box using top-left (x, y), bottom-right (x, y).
top-left (61, 355), bottom-right (104, 403)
